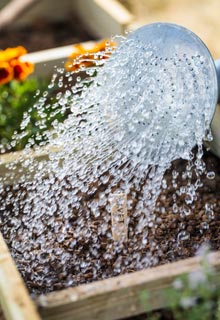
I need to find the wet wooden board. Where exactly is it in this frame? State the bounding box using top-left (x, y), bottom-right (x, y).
top-left (0, 233), bottom-right (40, 320)
top-left (36, 251), bottom-right (220, 320)
top-left (0, 146), bottom-right (62, 185)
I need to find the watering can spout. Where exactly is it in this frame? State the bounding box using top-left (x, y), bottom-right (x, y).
top-left (215, 59), bottom-right (220, 103)
top-left (208, 60), bottom-right (220, 157)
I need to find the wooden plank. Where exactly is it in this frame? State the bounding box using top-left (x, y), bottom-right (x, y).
top-left (21, 41), bottom-right (97, 77)
top-left (75, 0), bottom-right (133, 38)
top-left (0, 0), bottom-right (39, 30)
top-left (95, 0), bottom-right (133, 26)
top-left (36, 252), bottom-right (220, 320)
top-left (0, 146), bottom-right (62, 185)
top-left (0, 233), bottom-right (41, 320)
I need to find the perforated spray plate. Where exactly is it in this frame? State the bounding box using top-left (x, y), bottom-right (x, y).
top-left (101, 23), bottom-right (218, 165)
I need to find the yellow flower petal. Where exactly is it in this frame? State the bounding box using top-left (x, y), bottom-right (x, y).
top-left (0, 46), bottom-right (27, 63)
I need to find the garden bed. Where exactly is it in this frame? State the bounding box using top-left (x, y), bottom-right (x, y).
top-left (1, 148), bottom-right (220, 294)
top-left (1, 16), bottom-right (220, 317)
top-left (1, 45), bottom-right (220, 318)
top-left (1, 147), bottom-right (220, 319)
top-left (0, 13), bottom-right (95, 53)
top-left (1, 227), bottom-right (220, 320)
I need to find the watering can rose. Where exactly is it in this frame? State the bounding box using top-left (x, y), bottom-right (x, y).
top-left (65, 39), bottom-right (116, 72)
top-left (0, 46), bottom-right (34, 84)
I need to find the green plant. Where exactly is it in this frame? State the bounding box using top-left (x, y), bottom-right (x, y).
top-left (141, 248), bottom-right (220, 319)
top-left (0, 77), bottom-right (68, 152)
top-left (165, 270), bottom-right (220, 319)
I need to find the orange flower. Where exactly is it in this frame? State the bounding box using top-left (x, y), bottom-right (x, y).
top-left (0, 61), bottom-right (13, 85)
top-left (10, 59), bottom-right (34, 81)
top-left (0, 46), bottom-right (34, 84)
top-left (65, 39), bottom-right (116, 72)
top-left (0, 46), bottom-right (27, 63)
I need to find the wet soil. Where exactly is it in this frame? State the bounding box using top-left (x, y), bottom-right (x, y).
top-left (0, 149), bottom-right (220, 296)
top-left (0, 147), bottom-right (220, 320)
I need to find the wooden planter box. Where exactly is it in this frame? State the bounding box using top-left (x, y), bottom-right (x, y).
top-left (1, 42), bottom-right (220, 319)
top-left (3, 0), bottom-right (134, 39)
top-left (1, 224), bottom-right (220, 320)
top-left (1, 119), bottom-right (220, 320)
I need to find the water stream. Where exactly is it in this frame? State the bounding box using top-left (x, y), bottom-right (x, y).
top-left (0, 28), bottom-right (218, 295)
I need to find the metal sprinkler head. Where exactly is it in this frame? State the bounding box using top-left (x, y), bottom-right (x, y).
top-left (123, 23), bottom-right (220, 160)
top-left (129, 23), bottom-right (220, 120)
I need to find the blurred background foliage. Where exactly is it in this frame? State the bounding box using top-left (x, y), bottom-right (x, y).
top-left (0, 77), bottom-right (68, 152)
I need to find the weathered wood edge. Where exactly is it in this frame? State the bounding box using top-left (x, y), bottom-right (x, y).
top-left (22, 41), bottom-right (98, 77)
top-left (0, 233), bottom-right (41, 320)
top-left (0, 146), bottom-right (62, 185)
top-left (36, 252), bottom-right (220, 320)
top-left (76, 0), bottom-right (134, 39)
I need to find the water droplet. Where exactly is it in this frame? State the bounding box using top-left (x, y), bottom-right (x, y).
top-left (177, 230), bottom-right (190, 241)
top-left (206, 171), bottom-right (215, 180)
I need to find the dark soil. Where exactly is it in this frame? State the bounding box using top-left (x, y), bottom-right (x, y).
top-left (0, 14), bottom-right (96, 52)
top-left (0, 148), bottom-right (220, 320)
top-left (123, 149), bottom-right (220, 320)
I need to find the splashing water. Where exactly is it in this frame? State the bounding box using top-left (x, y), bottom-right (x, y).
top-left (0, 24), bottom-right (218, 294)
